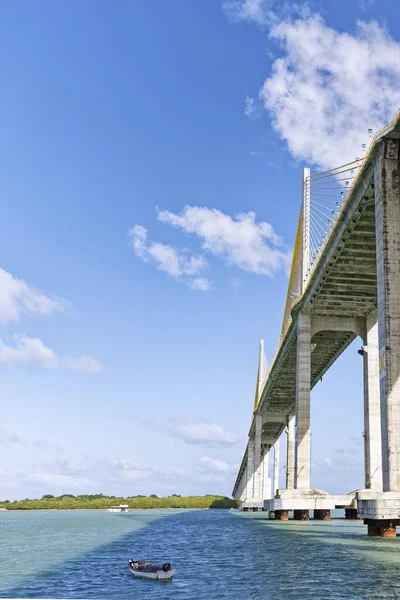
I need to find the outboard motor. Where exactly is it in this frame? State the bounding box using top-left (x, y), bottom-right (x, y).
top-left (162, 563), bottom-right (171, 572)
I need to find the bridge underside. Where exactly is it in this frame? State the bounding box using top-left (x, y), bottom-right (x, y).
top-left (234, 121), bottom-right (400, 535)
top-left (261, 190), bottom-right (377, 424)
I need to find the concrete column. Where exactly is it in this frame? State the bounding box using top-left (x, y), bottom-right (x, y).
top-left (295, 313), bottom-right (311, 489)
top-left (374, 139), bottom-right (400, 492)
top-left (246, 437), bottom-right (255, 499)
top-left (294, 509), bottom-right (309, 520)
top-left (363, 312), bottom-right (382, 490)
top-left (273, 438), bottom-right (280, 495)
top-left (314, 509), bottom-right (330, 521)
top-left (253, 415), bottom-right (263, 499)
top-left (286, 415), bottom-right (295, 489)
top-left (345, 508), bottom-right (358, 520)
top-left (368, 524), bottom-right (380, 536)
top-left (262, 448), bottom-right (272, 499)
top-left (275, 510), bottom-right (288, 521)
top-left (238, 469), bottom-right (246, 501)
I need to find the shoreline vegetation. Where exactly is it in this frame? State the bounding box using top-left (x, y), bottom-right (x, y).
top-left (0, 494), bottom-right (239, 511)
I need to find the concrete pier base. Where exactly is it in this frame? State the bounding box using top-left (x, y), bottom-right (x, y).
top-left (275, 510), bottom-right (289, 521)
top-left (264, 488), bottom-right (355, 514)
top-left (240, 499), bottom-right (264, 511)
top-left (314, 509), bottom-right (330, 520)
top-left (366, 519), bottom-right (398, 537)
top-left (294, 509), bottom-right (309, 520)
top-left (345, 508), bottom-right (359, 519)
top-left (367, 524), bottom-right (380, 536)
top-left (381, 526), bottom-right (397, 538)
top-left (357, 490), bottom-right (400, 521)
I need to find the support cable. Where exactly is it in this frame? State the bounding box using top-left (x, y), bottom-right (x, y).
top-left (311, 165), bottom-right (362, 181)
top-left (310, 227), bottom-right (321, 261)
top-left (311, 210), bottom-right (330, 233)
top-left (312, 204), bottom-right (335, 221)
top-left (311, 196), bottom-right (340, 208)
top-left (310, 159), bottom-right (363, 179)
top-left (312, 177), bottom-right (355, 185)
top-left (310, 213), bottom-right (326, 237)
top-left (310, 191), bottom-right (345, 198)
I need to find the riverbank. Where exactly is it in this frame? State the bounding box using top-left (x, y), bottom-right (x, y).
top-left (0, 494), bottom-right (238, 510)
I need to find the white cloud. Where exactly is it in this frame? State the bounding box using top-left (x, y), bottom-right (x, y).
top-left (0, 425), bottom-right (25, 444)
top-left (171, 417), bottom-right (241, 446)
top-left (64, 355), bottom-right (105, 373)
top-left (0, 334), bottom-right (104, 373)
top-left (128, 225), bottom-right (210, 291)
top-left (198, 457), bottom-right (239, 474)
top-left (244, 95), bottom-right (261, 119)
top-left (0, 334), bottom-right (60, 369)
top-left (223, 0), bottom-right (277, 26)
top-left (114, 460), bottom-right (184, 482)
top-left (223, 0), bottom-right (304, 27)
top-left (26, 472), bottom-right (94, 490)
top-left (132, 415), bottom-right (241, 446)
top-left (32, 439), bottom-right (62, 451)
top-left (158, 206), bottom-right (291, 276)
top-left (0, 267), bottom-right (68, 325)
top-left (0, 424), bottom-right (61, 450)
top-left (188, 277), bottom-right (211, 291)
top-left (259, 16), bottom-right (400, 169)
top-left (0, 452), bottom-right (234, 498)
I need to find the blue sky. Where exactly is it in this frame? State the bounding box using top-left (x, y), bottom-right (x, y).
top-left (0, 0), bottom-right (399, 499)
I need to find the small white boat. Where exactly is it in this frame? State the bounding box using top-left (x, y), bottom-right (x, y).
top-left (128, 559), bottom-right (176, 580)
top-left (107, 504), bottom-right (129, 513)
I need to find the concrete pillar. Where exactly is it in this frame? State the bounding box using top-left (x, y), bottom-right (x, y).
top-left (295, 313), bottom-right (311, 489)
top-left (273, 439), bottom-right (280, 495)
top-left (275, 510), bottom-right (289, 521)
top-left (367, 519), bottom-right (398, 537)
top-left (238, 469), bottom-right (246, 501)
top-left (286, 415), bottom-right (295, 489)
top-left (367, 524), bottom-right (380, 536)
top-left (262, 448), bottom-right (272, 500)
top-left (363, 312), bottom-right (382, 490)
top-left (380, 525), bottom-right (397, 538)
top-left (374, 139), bottom-right (400, 492)
top-left (345, 508), bottom-right (358, 520)
top-left (294, 509), bottom-right (309, 520)
top-left (253, 415), bottom-right (263, 499)
top-left (245, 437), bottom-right (255, 499)
top-left (314, 509), bottom-right (330, 521)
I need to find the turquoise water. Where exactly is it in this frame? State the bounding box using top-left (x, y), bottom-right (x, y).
top-left (1, 510), bottom-right (400, 599)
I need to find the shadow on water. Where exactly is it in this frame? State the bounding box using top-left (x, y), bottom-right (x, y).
top-left (245, 514), bottom-right (400, 548)
top-left (3, 510), bottom-right (400, 599)
top-left (3, 510), bottom-right (243, 600)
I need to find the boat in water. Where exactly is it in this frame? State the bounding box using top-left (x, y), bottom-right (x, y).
top-left (107, 504), bottom-right (129, 513)
top-left (128, 559), bottom-right (176, 580)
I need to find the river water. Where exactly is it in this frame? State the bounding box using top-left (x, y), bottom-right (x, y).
top-left (1, 509), bottom-right (400, 599)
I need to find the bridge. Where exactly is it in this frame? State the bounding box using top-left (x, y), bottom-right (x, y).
top-left (232, 111), bottom-right (400, 537)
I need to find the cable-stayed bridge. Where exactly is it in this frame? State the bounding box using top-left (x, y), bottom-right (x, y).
top-left (232, 111), bottom-right (400, 537)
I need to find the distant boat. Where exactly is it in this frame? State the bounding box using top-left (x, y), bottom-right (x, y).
top-left (107, 504), bottom-right (129, 513)
top-left (128, 559), bottom-right (176, 580)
